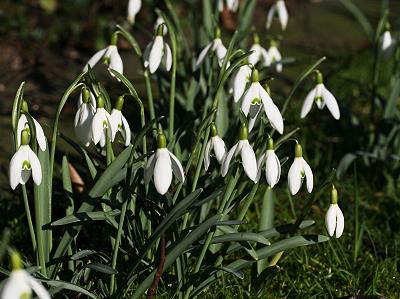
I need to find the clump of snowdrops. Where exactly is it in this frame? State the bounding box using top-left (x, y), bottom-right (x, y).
top-left (1, 1), bottom-right (349, 298)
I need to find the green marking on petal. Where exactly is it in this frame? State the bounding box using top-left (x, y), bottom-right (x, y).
top-left (22, 160), bottom-right (31, 170)
top-left (251, 98), bottom-right (261, 105)
top-left (103, 120), bottom-right (108, 128)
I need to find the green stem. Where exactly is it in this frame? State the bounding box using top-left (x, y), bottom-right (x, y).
top-left (353, 163), bottom-right (360, 264)
top-left (144, 70), bottom-right (156, 130)
top-left (184, 168), bottom-right (241, 299)
top-left (235, 183), bottom-right (259, 226)
top-left (22, 186), bottom-right (37, 257)
top-left (168, 33), bottom-right (177, 139)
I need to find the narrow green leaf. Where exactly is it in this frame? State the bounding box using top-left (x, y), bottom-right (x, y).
top-left (339, 0), bottom-right (373, 41)
top-left (85, 262), bottom-right (118, 275)
top-left (336, 153), bottom-right (357, 179)
top-left (51, 210), bottom-right (120, 226)
top-left (383, 75), bottom-right (400, 119)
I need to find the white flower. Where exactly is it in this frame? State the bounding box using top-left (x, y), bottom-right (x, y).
top-left (266, 0), bottom-right (288, 30)
top-left (325, 186), bottom-right (344, 238)
top-left (221, 125), bottom-right (257, 182)
top-left (17, 114), bottom-right (47, 152)
top-left (74, 88), bottom-right (95, 147)
top-left (91, 97), bottom-right (115, 148)
top-left (218, 0), bottom-right (239, 12)
top-left (143, 25), bottom-right (172, 74)
top-left (127, 0), bottom-right (141, 24)
top-left (268, 43), bottom-right (283, 72)
top-left (256, 138), bottom-right (281, 187)
top-left (241, 69), bottom-right (284, 134)
top-left (195, 28), bottom-right (228, 69)
top-left (109, 96), bottom-right (131, 146)
top-left (379, 30), bottom-right (395, 57)
top-left (204, 124), bottom-right (227, 171)
top-left (145, 133), bottom-right (185, 195)
top-left (229, 64), bottom-right (252, 102)
top-left (83, 34), bottom-right (123, 75)
top-left (9, 130), bottom-right (42, 190)
top-left (248, 34), bottom-right (270, 66)
top-left (287, 143), bottom-right (313, 195)
top-left (301, 71), bottom-right (340, 120)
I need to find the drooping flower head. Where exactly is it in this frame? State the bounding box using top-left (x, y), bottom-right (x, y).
top-left (266, 0), bottom-right (288, 30)
top-left (83, 33), bottom-right (123, 76)
top-left (145, 132), bottom-right (185, 195)
top-left (248, 32), bottom-right (271, 67)
top-left (221, 124), bottom-right (258, 182)
top-left (229, 63), bottom-right (252, 103)
top-left (268, 40), bottom-right (283, 73)
top-left (91, 95), bottom-right (115, 148)
top-left (17, 100), bottom-right (47, 152)
top-left (241, 69), bottom-right (284, 134)
top-left (154, 15), bottom-right (167, 35)
top-left (9, 129), bottom-right (42, 190)
top-left (301, 70), bottom-right (340, 120)
top-left (379, 22), bottom-right (396, 57)
top-left (287, 143), bottom-right (313, 195)
top-left (204, 123), bottom-right (227, 171)
top-left (110, 96), bottom-right (131, 146)
top-left (127, 0), bottom-right (142, 24)
top-left (218, 0), bottom-right (239, 13)
top-left (256, 137), bottom-right (281, 188)
top-left (1, 251), bottom-right (50, 299)
top-left (74, 87), bottom-right (95, 147)
top-left (325, 185), bottom-right (344, 238)
top-left (143, 24), bottom-right (172, 74)
top-left (195, 27), bottom-right (228, 69)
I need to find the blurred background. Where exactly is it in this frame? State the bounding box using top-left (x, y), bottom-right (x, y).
top-left (1, 0), bottom-right (400, 297)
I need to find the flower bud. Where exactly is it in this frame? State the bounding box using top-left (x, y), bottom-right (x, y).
top-left (82, 87), bottom-right (91, 104)
top-left (157, 133), bottom-right (167, 148)
top-left (115, 96), bottom-right (125, 111)
top-left (251, 69), bottom-right (259, 83)
top-left (267, 137), bottom-right (274, 150)
top-left (294, 143), bottom-right (303, 158)
top-left (238, 124), bottom-right (248, 140)
top-left (97, 95), bottom-right (105, 108)
top-left (210, 123), bottom-right (218, 137)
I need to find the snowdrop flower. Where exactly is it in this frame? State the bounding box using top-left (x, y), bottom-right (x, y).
top-left (110, 96), bottom-right (131, 146)
top-left (221, 124), bottom-right (257, 182)
top-left (143, 24), bottom-right (172, 74)
top-left (287, 143), bottom-right (313, 195)
top-left (1, 252), bottom-right (50, 299)
top-left (268, 40), bottom-right (283, 72)
top-left (379, 23), bottom-right (396, 57)
top-left (301, 70), bottom-right (340, 120)
top-left (204, 124), bottom-right (227, 171)
top-left (248, 33), bottom-right (271, 67)
top-left (83, 33), bottom-right (123, 75)
top-left (229, 64), bottom-right (252, 102)
top-left (218, 0), bottom-right (239, 12)
top-left (256, 137), bottom-right (281, 187)
top-left (241, 69), bottom-right (284, 134)
top-left (195, 28), bottom-right (228, 69)
top-left (74, 87), bottom-right (95, 147)
top-left (91, 96), bottom-right (115, 148)
top-left (9, 129), bottom-right (42, 190)
top-left (17, 101), bottom-right (47, 151)
top-left (325, 185), bottom-right (344, 238)
top-left (266, 0), bottom-right (288, 30)
top-left (127, 0), bottom-right (141, 24)
top-left (145, 133), bottom-right (185, 195)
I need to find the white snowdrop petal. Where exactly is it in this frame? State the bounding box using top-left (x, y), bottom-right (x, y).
top-left (28, 147), bottom-right (42, 186)
top-left (233, 66), bottom-right (249, 102)
top-left (195, 42), bottom-right (213, 69)
top-left (91, 109), bottom-right (106, 145)
top-left (16, 115), bottom-right (28, 147)
top-left (277, 0), bottom-right (288, 30)
top-left (144, 153), bottom-right (156, 185)
top-left (143, 41), bottom-right (153, 68)
top-left (302, 158), bottom-right (313, 193)
top-left (221, 144), bottom-right (238, 177)
top-left (33, 118), bottom-right (47, 151)
top-left (127, 0), bottom-right (141, 24)
top-left (109, 109), bottom-right (121, 141)
top-left (335, 205), bottom-right (345, 238)
top-left (9, 147), bottom-right (24, 190)
top-left (248, 44), bottom-right (261, 65)
top-left (261, 47), bottom-right (272, 67)
top-left (213, 136), bottom-right (226, 164)
top-left (149, 36), bottom-right (164, 74)
top-left (164, 42), bottom-right (173, 71)
top-left (322, 86), bottom-right (340, 120)
top-left (109, 47), bottom-right (123, 75)
top-left (154, 149), bottom-right (173, 195)
top-left (204, 140), bottom-right (212, 171)
top-left (2, 271), bottom-right (32, 299)
top-left (325, 204), bottom-right (337, 237)
top-left (27, 275), bottom-right (51, 299)
top-left (288, 158), bottom-right (302, 195)
top-left (260, 88), bottom-right (284, 134)
top-left (301, 87), bottom-right (316, 118)
top-left (121, 114), bottom-right (131, 146)
top-left (266, 3), bottom-right (277, 29)
top-left (265, 150), bottom-right (280, 187)
top-left (84, 48), bottom-right (108, 71)
top-left (169, 151), bottom-right (185, 183)
top-left (240, 141), bottom-right (258, 182)
top-left (215, 43), bottom-right (228, 67)
top-left (241, 84), bottom-right (256, 115)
